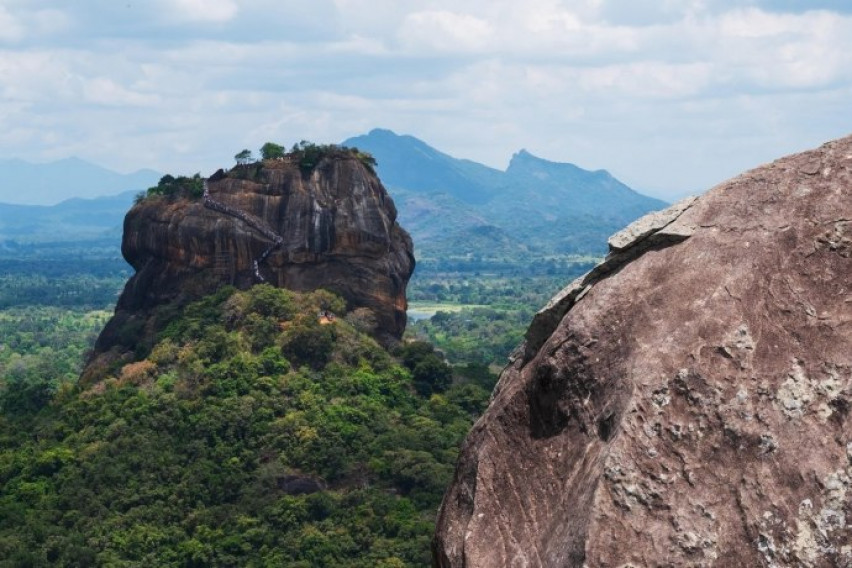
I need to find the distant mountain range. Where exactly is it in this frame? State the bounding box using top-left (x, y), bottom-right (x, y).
top-left (0, 131), bottom-right (668, 266)
top-left (343, 129), bottom-right (667, 259)
top-left (0, 191), bottom-right (137, 244)
top-left (0, 157), bottom-right (159, 205)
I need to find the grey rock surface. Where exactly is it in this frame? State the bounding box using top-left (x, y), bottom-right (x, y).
top-left (434, 136), bottom-right (852, 567)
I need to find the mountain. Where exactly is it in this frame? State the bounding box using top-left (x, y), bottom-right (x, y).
top-left (499, 149), bottom-right (662, 220)
top-left (342, 129), bottom-right (667, 260)
top-left (0, 156), bottom-right (159, 205)
top-left (3, 132), bottom-right (666, 271)
top-left (434, 136), bottom-right (852, 565)
top-left (343, 128), bottom-right (503, 205)
top-left (0, 190), bottom-right (136, 243)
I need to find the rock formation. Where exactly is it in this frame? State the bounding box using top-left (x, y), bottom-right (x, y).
top-left (433, 136), bottom-right (852, 566)
top-left (91, 153), bottom-right (414, 366)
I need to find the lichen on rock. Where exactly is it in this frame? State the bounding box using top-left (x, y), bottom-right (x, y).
top-left (434, 135), bottom-right (852, 567)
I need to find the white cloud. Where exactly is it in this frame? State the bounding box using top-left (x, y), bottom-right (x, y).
top-left (399, 10), bottom-right (494, 52)
top-left (29, 8), bottom-right (70, 36)
top-left (577, 61), bottom-right (713, 98)
top-left (169, 0), bottom-right (239, 23)
top-left (0, 6), bottom-right (26, 43)
top-left (83, 77), bottom-right (160, 107)
top-left (706, 8), bottom-right (852, 90)
top-left (0, 1), bottom-right (851, 200)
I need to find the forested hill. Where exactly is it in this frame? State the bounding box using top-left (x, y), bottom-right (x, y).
top-left (0, 191), bottom-right (137, 243)
top-left (0, 284), bottom-right (495, 566)
top-left (0, 157), bottom-right (159, 206)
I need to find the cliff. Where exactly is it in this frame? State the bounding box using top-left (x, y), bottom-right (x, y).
top-left (90, 152), bottom-right (414, 368)
top-left (433, 135), bottom-right (852, 566)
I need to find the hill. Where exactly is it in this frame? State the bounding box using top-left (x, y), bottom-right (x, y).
top-left (0, 191), bottom-right (136, 244)
top-left (91, 147), bottom-right (413, 366)
top-left (0, 284), bottom-right (495, 566)
top-left (0, 157), bottom-right (159, 206)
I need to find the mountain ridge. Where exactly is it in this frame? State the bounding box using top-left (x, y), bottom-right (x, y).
top-left (343, 129), bottom-right (667, 259)
top-left (0, 156), bottom-right (159, 205)
top-left (1, 131), bottom-right (668, 265)
top-left (0, 191), bottom-right (137, 243)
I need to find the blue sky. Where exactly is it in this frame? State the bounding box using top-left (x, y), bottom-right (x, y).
top-left (1, 0), bottom-right (851, 200)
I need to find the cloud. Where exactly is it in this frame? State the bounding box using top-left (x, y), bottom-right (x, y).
top-left (399, 11), bottom-right (494, 52)
top-left (169, 0), bottom-right (239, 23)
top-left (712, 9), bottom-right (852, 90)
top-left (83, 77), bottom-right (160, 107)
top-left (0, 5), bottom-right (29, 43)
top-left (0, 1), bottom-right (850, 201)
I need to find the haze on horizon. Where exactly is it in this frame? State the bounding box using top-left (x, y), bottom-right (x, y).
top-left (1, 0), bottom-right (851, 202)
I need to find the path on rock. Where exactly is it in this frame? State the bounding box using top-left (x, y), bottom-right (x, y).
top-left (203, 180), bottom-right (284, 282)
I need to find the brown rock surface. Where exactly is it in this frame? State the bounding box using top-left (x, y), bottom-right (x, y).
top-left (433, 136), bottom-right (852, 567)
top-left (91, 154), bottom-right (413, 363)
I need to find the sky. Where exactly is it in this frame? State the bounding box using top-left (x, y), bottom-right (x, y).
top-left (1, 0), bottom-right (851, 201)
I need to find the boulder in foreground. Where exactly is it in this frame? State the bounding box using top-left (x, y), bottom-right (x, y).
top-left (434, 136), bottom-right (852, 567)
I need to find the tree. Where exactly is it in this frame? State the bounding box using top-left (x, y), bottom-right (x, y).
top-left (260, 142), bottom-right (285, 160)
top-left (234, 149), bottom-right (253, 165)
top-left (412, 356), bottom-right (453, 396)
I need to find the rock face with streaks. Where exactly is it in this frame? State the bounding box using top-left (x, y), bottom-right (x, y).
top-left (92, 154), bottom-right (414, 363)
top-left (433, 136), bottom-right (852, 566)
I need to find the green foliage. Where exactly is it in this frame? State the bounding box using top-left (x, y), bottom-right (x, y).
top-left (396, 341), bottom-right (453, 397)
top-left (0, 264), bottom-right (128, 309)
top-left (411, 358), bottom-right (453, 397)
top-left (234, 149), bottom-right (253, 165)
top-left (405, 272), bottom-right (599, 367)
top-left (0, 306), bottom-right (111, 415)
top-left (282, 316), bottom-right (336, 369)
top-left (250, 141), bottom-right (377, 175)
top-left (144, 173), bottom-right (204, 201)
top-left (0, 284), bottom-right (491, 566)
top-left (260, 142), bottom-right (285, 160)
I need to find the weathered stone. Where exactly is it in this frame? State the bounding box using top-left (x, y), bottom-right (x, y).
top-left (522, 196), bottom-right (697, 361)
top-left (434, 136), bottom-right (852, 567)
top-left (90, 155), bottom-right (414, 368)
top-left (607, 195), bottom-right (697, 253)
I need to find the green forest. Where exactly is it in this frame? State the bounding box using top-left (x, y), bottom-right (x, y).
top-left (0, 284), bottom-right (496, 566)
top-left (0, 226), bottom-right (594, 566)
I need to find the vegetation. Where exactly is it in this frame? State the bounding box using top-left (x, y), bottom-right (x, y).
top-left (251, 140), bottom-right (378, 175)
top-left (0, 284), bottom-right (496, 566)
top-left (259, 142), bottom-right (285, 161)
top-left (0, 263), bottom-right (128, 310)
top-left (1, 307), bottom-right (110, 415)
top-left (405, 271), bottom-right (595, 367)
top-left (234, 149), bottom-right (253, 165)
top-left (0, 135), bottom-right (615, 564)
top-left (138, 174), bottom-right (205, 203)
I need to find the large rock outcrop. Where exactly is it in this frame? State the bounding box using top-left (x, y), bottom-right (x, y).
top-left (92, 154), bottom-right (414, 363)
top-left (434, 136), bottom-right (852, 566)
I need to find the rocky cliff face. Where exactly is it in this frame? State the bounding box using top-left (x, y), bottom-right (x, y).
top-left (433, 136), bottom-right (852, 567)
top-left (92, 154), bottom-right (414, 364)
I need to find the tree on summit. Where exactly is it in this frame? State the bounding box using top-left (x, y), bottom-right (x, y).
top-left (260, 142), bottom-right (285, 160)
top-left (234, 149), bottom-right (253, 165)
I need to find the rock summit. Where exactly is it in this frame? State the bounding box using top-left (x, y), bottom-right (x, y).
top-left (91, 151), bottom-right (414, 370)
